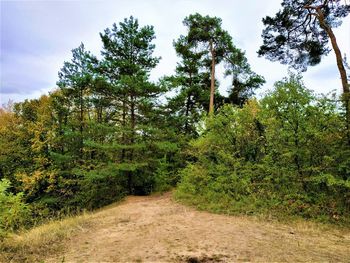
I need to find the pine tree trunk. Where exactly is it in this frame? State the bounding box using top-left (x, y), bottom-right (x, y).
top-left (318, 19), bottom-right (350, 95)
top-left (185, 72), bottom-right (193, 133)
top-left (131, 95), bottom-right (135, 146)
top-left (79, 87), bottom-right (84, 159)
top-left (128, 94), bottom-right (136, 194)
top-left (316, 8), bottom-right (350, 144)
top-left (121, 97), bottom-right (126, 162)
top-left (209, 40), bottom-right (216, 115)
top-left (185, 94), bottom-right (191, 132)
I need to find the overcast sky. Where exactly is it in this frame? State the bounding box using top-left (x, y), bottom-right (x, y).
top-left (1, 0), bottom-right (349, 105)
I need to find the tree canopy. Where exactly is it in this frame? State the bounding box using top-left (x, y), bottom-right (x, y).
top-left (258, 0), bottom-right (349, 94)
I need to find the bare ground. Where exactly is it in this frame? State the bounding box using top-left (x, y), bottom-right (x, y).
top-left (45, 192), bottom-right (350, 262)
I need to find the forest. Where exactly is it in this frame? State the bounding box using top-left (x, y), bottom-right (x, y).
top-left (1, 0), bottom-right (350, 241)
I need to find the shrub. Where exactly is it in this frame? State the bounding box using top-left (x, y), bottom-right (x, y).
top-left (0, 179), bottom-right (30, 238)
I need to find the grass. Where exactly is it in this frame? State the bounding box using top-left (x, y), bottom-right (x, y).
top-left (0, 196), bottom-right (128, 262)
top-left (173, 189), bottom-right (350, 229)
top-left (0, 212), bottom-right (92, 263)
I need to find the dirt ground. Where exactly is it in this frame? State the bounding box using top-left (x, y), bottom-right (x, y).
top-left (46, 192), bottom-right (350, 262)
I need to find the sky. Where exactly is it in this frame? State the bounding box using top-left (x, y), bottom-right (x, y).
top-left (1, 0), bottom-right (349, 105)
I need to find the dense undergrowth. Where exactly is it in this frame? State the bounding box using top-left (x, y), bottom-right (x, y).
top-left (176, 76), bottom-right (350, 225)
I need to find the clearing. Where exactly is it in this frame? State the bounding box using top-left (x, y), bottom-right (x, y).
top-left (47, 192), bottom-right (350, 262)
top-left (4, 192), bottom-right (350, 262)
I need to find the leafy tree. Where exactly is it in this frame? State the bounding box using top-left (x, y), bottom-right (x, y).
top-left (176, 75), bottom-right (350, 222)
top-left (0, 106), bottom-right (24, 182)
top-left (260, 75), bottom-right (350, 218)
top-left (261, 75), bottom-right (315, 178)
top-left (10, 97), bottom-right (54, 177)
top-left (176, 102), bottom-right (265, 213)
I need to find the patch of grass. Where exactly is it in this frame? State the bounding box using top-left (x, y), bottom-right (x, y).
top-left (0, 212), bottom-right (92, 263)
top-left (173, 190), bottom-right (350, 230)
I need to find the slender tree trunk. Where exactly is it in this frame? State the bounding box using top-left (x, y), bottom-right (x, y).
top-left (130, 94), bottom-right (136, 162)
top-left (185, 72), bottom-right (193, 133)
top-left (316, 7), bottom-right (350, 144)
top-left (317, 18), bottom-right (349, 95)
top-left (79, 87), bottom-right (84, 159)
top-left (121, 96), bottom-right (126, 162)
top-left (131, 95), bottom-right (135, 146)
top-left (127, 94), bottom-right (136, 194)
top-left (98, 104), bottom-right (102, 124)
top-left (58, 114), bottom-right (64, 154)
top-left (185, 94), bottom-right (191, 132)
top-left (209, 40), bottom-right (216, 115)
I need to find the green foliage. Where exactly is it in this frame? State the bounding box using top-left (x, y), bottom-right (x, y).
top-left (73, 164), bottom-right (127, 209)
top-left (258, 0), bottom-right (350, 71)
top-left (0, 107), bottom-right (27, 183)
top-left (176, 75), bottom-right (350, 223)
top-left (98, 16), bottom-right (166, 194)
top-left (0, 179), bottom-right (30, 238)
top-left (153, 156), bottom-right (174, 193)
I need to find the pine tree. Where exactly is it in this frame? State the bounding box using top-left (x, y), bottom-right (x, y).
top-left (99, 16), bottom-right (162, 193)
top-left (57, 43), bottom-right (98, 160)
top-left (165, 35), bottom-right (210, 137)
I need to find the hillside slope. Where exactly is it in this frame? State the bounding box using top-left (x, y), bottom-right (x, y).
top-left (43, 192), bottom-right (350, 262)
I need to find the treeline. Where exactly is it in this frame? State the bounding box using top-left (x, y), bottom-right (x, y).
top-left (1, 5), bottom-right (350, 237)
top-left (0, 14), bottom-right (264, 236)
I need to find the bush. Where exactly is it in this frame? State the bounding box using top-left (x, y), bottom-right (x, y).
top-left (0, 179), bottom-right (30, 238)
top-left (73, 164), bottom-right (127, 210)
top-left (153, 157), bottom-right (177, 192)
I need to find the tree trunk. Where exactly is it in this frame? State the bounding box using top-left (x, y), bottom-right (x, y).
top-left (128, 94), bottom-right (136, 194)
top-left (121, 97), bottom-right (126, 162)
top-left (79, 87), bottom-right (84, 159)
top-left (316, 8), bottom-right (350, 144)
top-left (185, 93), bottom-right (191, 132)
top-left (185, 72), bottom-right (193, 133)
top-left (131, 95), bottom-right (135, 146)
top-left (209, 40), bottom-right (216, 115)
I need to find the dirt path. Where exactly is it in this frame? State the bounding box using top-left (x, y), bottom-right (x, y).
top-left (46, 192), bottom-right (350, 262)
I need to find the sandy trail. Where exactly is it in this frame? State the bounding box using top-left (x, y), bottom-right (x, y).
top-left (47, 192), bottom-right (350, 262)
